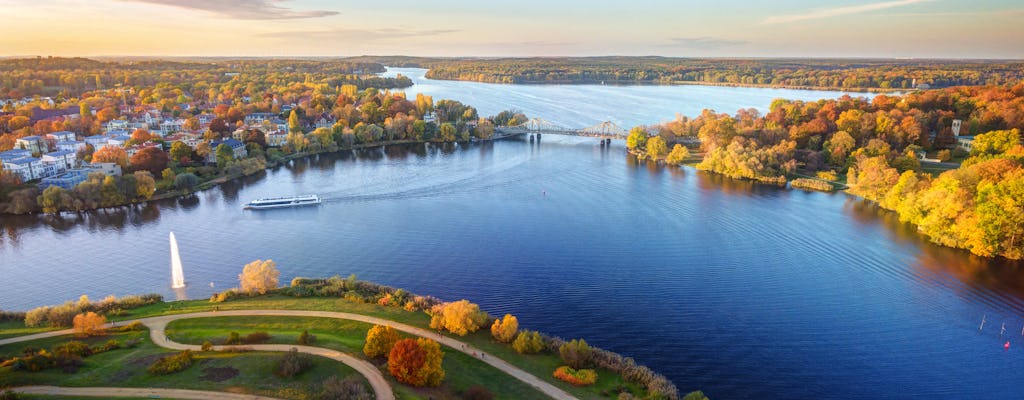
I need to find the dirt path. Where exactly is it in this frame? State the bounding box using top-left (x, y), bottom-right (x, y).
top-left (11, 385), bottom-right (282, 399)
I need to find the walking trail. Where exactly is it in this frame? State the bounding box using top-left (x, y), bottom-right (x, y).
top-left (1, 309), bottom-right (578, 400)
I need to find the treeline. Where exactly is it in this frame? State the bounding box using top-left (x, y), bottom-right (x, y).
top-left (352, 56), bottom-right (1024, 90)
top-left (652, 83), bottom-right (1024, 259)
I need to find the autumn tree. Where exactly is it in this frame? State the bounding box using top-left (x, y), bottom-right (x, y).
top-left (215, 143), bottom-right (233, 168)
top-left (490, 314), bottom-right (519, 343)
top-left (387, 338), bottom-right (444, 387)
top-left (847, 156), bottom-right (900, 202)
top-left (971, 129), bottom-right (1020, 156)
top-left (130, 146), bottom-right (169, 175)
top-left (134, 171), bottom-right (156, 199)
top-left (92, 146), bottom-right (129, 169)
top-left (363, 325), bottom-right (401, 358)
top-left (512, 330), bottom-right (545, 354)
top-left (288, 110), bottom-right (302, 134)
top-left (72, 312), bottom-right (106, 337)
top-left (429, 300), bottom-right (489, 336)
top-left (824, 131), bottom-right (856, 167)
top-left (37, 186), bottom-right (73, 213)
top-left (169, 141), bottom-right (193, 163)
top-left (665, 144), bottom-right (690, 165)
top-left (128, 129), bottom-right (152, 145)
top-left (626, 127), bottom-right (648, 150)
top-left (559, 339), bottom-right (593, 369)
top-left (646, 136), bottom-right (668, 159)
top-left (238, 259), bottom-right (280, 295)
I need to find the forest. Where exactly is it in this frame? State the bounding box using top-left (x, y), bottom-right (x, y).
top-left (350, 56), bottom-right (1024, 91)
top-left (628, 83), bottom-right (1024, 259)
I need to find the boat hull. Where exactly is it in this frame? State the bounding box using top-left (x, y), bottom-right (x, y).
top-left (244, 200), bottom-right (321, 210)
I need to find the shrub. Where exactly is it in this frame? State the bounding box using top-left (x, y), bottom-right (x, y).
top-left (201, 341), bottom-right (214, 351)
top-left (682, 391), bottom-right (710, 400)
top-left (117, 321), bottom-right (144, 332)
top-left (490, 314), bottom-right (519, 343)
top-left (512, 330), bottom-right (545, 354)
top-left (428, 300), bottom-right (489, 336)
top-left (790, 178), bottom-right (834, 192)
top-left (0, 389), bottom-right (19, 400)
top-left (124, 338), bottom-right (141, 348)
top-left (816, 170), bottom-right (839, 181)
top-left (275, 348), bottom-right (313, 378)
top-left (297, 330), bottom-right (317, 345)
top-left (559, 339), bottom-right (593, 369)
top-left (553, 366), bottom-right (598, 386)
top-left (320, 376), bottom-right (371, 400)
top-left (363, 325), bottom-right (401, 358)
top-left (937, 149), bottom-right (952, 162)
top-left (462, 385), bottom-right (494, 400)
top-left (53, 341), bottom-right (91, 357)
top-left (148, 350), bottom-right (194, 375)
top-left (72, 312), bottom-right (107, 337)
top-left (0, 310), bottom-right (26, 322)
top-left (226, 331), bottom-right (241, 345)
top-left (92, 340), bottom-right (121, 354)
top-left (243, 332), bottom-right (271, 344)
top-left (221, 346), bottom-right (253, 353)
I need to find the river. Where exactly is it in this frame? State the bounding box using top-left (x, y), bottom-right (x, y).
top-left (1, 70), bottom-right (1022, 399)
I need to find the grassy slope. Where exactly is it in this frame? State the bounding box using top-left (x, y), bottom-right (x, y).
top-left (0, 329), bottom-right (367, 400)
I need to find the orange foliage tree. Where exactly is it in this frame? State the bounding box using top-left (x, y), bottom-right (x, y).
top-left (490, 314), bottom-right (518, 343)
top-left (91, 146), bottom-right (129, 169)
top-left (72, 311), bottom-right (107, 337)
top-left (428, 300), bottom-right (489, 336)
top-left (130, 146), bottom-right (169, 175)
top-left (387, 338), bottom-right (444, 387)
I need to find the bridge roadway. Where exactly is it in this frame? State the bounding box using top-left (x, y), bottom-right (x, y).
top-left (495, 118), bottom-right (630, 140)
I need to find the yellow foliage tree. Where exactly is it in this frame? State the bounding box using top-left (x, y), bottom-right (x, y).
top-left (238, 259), bottom-right (280, 295)
top-left (363, 325), bottom-right (401, 358)
top-left (415, 338), bottom-right (445, 387)
top-left (72, 312), bottom-right (106, 337)
top-left (647, 136), bottom-right (668, 159)
top-left (490, 314), bottom-right (519, 343)
top-left (665, 144), bottom-right (690, 165)
top-left (428, 300), bottom-right (488, 336)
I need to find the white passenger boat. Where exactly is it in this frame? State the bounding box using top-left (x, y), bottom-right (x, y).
top-left (244, 194), bottom-right (321, 210)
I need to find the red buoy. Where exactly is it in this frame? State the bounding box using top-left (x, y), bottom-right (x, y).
top-left (1005, 341), bottom-right (1011, 350)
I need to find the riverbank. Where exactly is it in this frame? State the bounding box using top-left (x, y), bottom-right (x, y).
top-left (425, 75), bottom-right (904, 93)
top-left (0, 275), bottom-right (694, 400)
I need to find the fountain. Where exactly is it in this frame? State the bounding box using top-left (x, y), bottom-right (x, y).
top-left (169, 232), bottom-right (186, 288)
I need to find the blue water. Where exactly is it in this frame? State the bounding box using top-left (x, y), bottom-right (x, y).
top-left (1, 74), bottom-right (1022, 399)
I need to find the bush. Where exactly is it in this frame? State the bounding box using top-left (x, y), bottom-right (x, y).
top-left (0, 310), bottom-right (26, 322)
top-left (790, 178), bottom-right (834, 192)
top-left (320, 376), bottom-right (371, 400)
top-left (297, 330), bottom-right (317, 345)
top-left (148, 350), bottom-right (194, 375)
top-left (243, 331), bottom-right (271, 344)
top-left (72, 312), bottom-right (107, 337)
top-left (117, 321), bottom-right (144, 332)
top-left (0, 389), bottom-right (19, 400)
top-left (23, 294), bottom-right (161, 327)
top-left (201, 341), bottom-right (214, 351)
top-left (363, 325), bottom-right (401, 358)
top-left (53, 341), bottom-right (91, 357)
top-left (462, 385), bottom-right (494, 400)
top-left (559, 339), bottom-right (593, 369)
top-left (512, 330), bottom-right (545, 354)
top-left (93, 340), bottom-right (120, 354)
top-left (275, 348), bottom-right (313, 378)
top-left (815, 170), bottom-right (838, 181)
top-left (553, 366), bottom-right (598, 386)
top-left (490, 314), bottom-right (519, 343)
top-left (682, 391), bottom-right (710, 400)
top-left (226, 331), bottom-right (241, 345)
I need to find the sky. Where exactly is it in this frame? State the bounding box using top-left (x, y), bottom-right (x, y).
top-left (0, 0), bottom-right (1021, 58)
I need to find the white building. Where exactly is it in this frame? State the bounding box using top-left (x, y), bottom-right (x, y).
top-left (2, 157), bottom-right (43, 181)
top-left (57, 141), bottom-right (87, 153)
top-left (47, 131), bottom-right (76, 142)
top-left (15, 136), bottom-right (46, 154)
top-left (42, 150), bottom-right (78, 173)
top-left (957, 136), bottom-right (975, 152)
top-left (105, 119), bottom-right (129, 132)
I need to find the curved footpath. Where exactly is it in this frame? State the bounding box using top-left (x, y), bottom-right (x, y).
top-left (0, 309), bottom-right (578, 400)
top-left (11, 385), bottom-right (282, 399)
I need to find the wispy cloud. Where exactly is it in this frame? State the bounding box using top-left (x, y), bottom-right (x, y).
top-left (261, 27), bottom-right (459, 42)
top-left (120, 0), bottom-right (338, 20)
top-left (763, 0), bottom-right (933, 24)
top-left (666, 37), bottom-right (748, 49)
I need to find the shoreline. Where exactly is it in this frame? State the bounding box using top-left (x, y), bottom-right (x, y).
top-left (420, 75), bottom-right (906, 93)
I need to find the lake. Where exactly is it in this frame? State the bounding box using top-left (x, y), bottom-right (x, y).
top-left (1, 72), bottom-right (1022, 399)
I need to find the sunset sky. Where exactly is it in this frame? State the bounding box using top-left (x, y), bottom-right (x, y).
top-left (1, 0), bottom-right (1021, 58)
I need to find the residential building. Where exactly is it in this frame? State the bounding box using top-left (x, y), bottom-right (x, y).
top-left (126, 142), bottom-right (161, 157)
top-left (197, 113), bottom-right (216, 126)
top-left (57, 141), bottom-right (87, 153)
top-left (957, 136), bottom-right (975, 152)
top-left (47, 131), bottom-right (76, 142)
top-left (314, 113), bottom-right (336, 130)
top-left (42, 150), bottom-right (78, 172)
top-left (0, 149), bottom-right (32, 163)
top-left (2, 156), bottom-right (43, 181)
top-left (15, 136), bottom-right (46, 154)
top-left (107, 134), bottom-right (131, 147)
top-left (87, 162), bottom-right (122, 176)
top-left (207, 138), bottom-right (248, 163)
top-left (105, 119), bottom-right (129, 132)
top-left (39, 169), bottom-right (89, 190)
top-left (245, 112), bottom-right (278, 126)
top-left (159, 119), bottom-right (185, 136)
top-left (84, 134), bottom-right (112, 148)
top-left (29, 106), bottom-right (78, 123)
top-left (266, 130), bottom-right (288, 147)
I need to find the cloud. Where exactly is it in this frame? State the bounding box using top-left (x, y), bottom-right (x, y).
top-left (120, 0), bottom-right (338, 20)
top-left (763, 0), bottom-right (933, 24)
top-left (261, 27), bottom-right (459, 42)
top-left (666, 37), bottom-right (748, 49)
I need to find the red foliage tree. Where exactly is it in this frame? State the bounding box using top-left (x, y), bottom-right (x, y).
top-left (388, 339), bottom-right (425, 386)
top-left (130, 146), bottom-right (169, 175)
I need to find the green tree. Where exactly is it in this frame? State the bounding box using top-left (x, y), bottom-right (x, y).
top-left (215, 144), bottom-right (233, 169)
top-left (174, 173), bottom-right (199, 191)
top-left (439, 122), bottom-right (457, 142)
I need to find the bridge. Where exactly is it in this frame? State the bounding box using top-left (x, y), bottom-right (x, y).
top-left (495, 118), bottom-right (630, 140)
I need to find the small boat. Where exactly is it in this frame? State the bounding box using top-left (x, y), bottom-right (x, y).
top-left (244, 194), bottom-right (321, 210)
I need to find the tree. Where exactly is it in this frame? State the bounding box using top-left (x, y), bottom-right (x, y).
top-left (490, 314), bottom-right (518, 343)
top-left (665, 144), bottom-right (690, 165)
top-left (848, 156), bottom-right (900, 202)
top-left (130, 147), bottom-right (169, 175)
top-left (128, 129), bottom-right (152, 145)
top-left (387, 338), bottom-right (444, 387)
top-left (512, 330), bottom-right (545, 354)
top-left (37, 186), bottom-right (72, 213)
top-left (646, 136), bottom-right (668, 159)
top-left (824, 131), bottom-right (856, 167)
top-left (174, 173), bottom-right (199, 191)
top-left (72, 312), bottom-right (106, 337)
top-left (363, 325), bottom-right (401, 358)
top-left (626, 127), bottom-right (648, 150)
top-left (169, 141), bottom-right (193, 164)
top-left (320, 376), bottom-right (371, 400)
top-left (215, 144), bottom-right (233, 168)
top-left (559, 339), bottom-right (593, 369)
top-left (92, 146), bottom-right (129, 169)
top-left (429, 300), bottom-right (489, 336)
top-left (288, 109), bottom-right (302, 134)
top-left (275, 348), bottom-right (313, 377)
top-left (439, 122), bottom-right (457, 142)
top-left (238, 259), bottom-right (280, 295)
top-left (208, 117), bottom-right (231, 137)
top-left (134, 171), bottom-right (156, 200)
top-left (474, 119), bottom-right (495, 139)
top-left (971, 129), bottom-right (1020, 156)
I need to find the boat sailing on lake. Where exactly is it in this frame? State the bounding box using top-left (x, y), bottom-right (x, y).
top-left (244, 194), bottom-right (322, 210)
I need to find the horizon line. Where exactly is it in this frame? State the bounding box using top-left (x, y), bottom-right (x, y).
top-left (2, 54), bottom-right (1023, 62)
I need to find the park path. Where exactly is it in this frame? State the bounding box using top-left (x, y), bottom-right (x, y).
top-left (1, 309), bottom-right (578, 400)
top-left (11, 385), bottom-right (281, 399)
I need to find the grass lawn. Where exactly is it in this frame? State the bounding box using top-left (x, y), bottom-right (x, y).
top-left (166, 316), bottom-right (550, 400)
top-left (0, 328), bottom-right (369, 400)
top-left (0, 322), bottom-right (59, 340)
